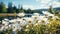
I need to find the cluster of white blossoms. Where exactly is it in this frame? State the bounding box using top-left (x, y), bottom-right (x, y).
top-left (0, 11), bottom-right (58, 32)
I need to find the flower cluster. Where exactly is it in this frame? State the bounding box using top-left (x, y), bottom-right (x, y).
top-left (0, 11), bottom-right (60, 34)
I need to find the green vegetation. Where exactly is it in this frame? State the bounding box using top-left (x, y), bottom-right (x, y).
top-left (0, 2), bottom-right (33, 13)
top-left (0, 2), bottom-right (7, 13)
top-left (0, 2), bottom-right (60, 14)
top-left (0, 17), bottom-right (60, 34)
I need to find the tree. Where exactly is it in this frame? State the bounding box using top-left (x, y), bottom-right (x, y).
top-left (13, 6), bottom-right (17, 13)
top-left (48, 6), bottom-right (54, 14)
top-left (0, 2), bottom-right (7, 13)
top-left (27, 8), bottom-right (33, 13)
top-left (7, 2), bottom-right (15, 13)
top-left (20, 6), bottom-right (24, 13)
top-left (20, 10), bottom-right (24, 13)
top-left (0, 2), bottom-right (2, 13)
top-left (16, 5), bottom-right (24, 13)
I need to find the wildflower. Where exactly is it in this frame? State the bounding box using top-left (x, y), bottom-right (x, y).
top-left (41, 20), bottom-right (45, 23)
top-left (16, 29), bottom-right (18, 32)
top-left (34, 23), bottom-right (38, 26)
top-left (12, 26), bottom-right (17, 31)
top-left (20, 26), bottom-right (23, 28)
top-left (25, 29), bottom-right (29, 32)
top-left (43, 11), bottom-right (54, 18)
top-left (9, 19), bottom-right (16, 23)
top-left (20, 19), bottom-right (27, 26)
top-left (42, 11), bottom-right (50, 15)
top-left (28, 18), bottom-right (32, 23)
top-left (28, 20), bottom-right (32, 23)
top-left (32, 15), bottom-right (39, 20)
top-left (32, 28), bottom-right (33, 29)
top-left (40, 17), bottom-right (49, 25)
top-left (38, 20), bottom-right (41, 23)
top-left (34, 16), bottom-right (37, 19)
top-left (4, 18), bottom-right (9, 21)
top-left (5, 26), bottom-right (9, 29)
top-left (26, 25), bottom-right (29, 28)
top-left (2, 20), bottom-right (6, 24)
top-left (33, 13), bottom-right (39, 16)
top-left (0, 26), bottom-right (4, 31)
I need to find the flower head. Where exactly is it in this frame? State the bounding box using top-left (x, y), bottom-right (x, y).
top-left (28, 18), bottom-right (32, 23)
top-left (26, 25), bottom-right (29, 28)
top-left (34, 23), bottom-right (38, 26)
top-left (41, 20), bottom-right (45, 23)
top-left (25, 29), bottom-right (29, 32)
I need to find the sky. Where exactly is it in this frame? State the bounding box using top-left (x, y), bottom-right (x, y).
top-left (0, 0), bottom-right (60, 10)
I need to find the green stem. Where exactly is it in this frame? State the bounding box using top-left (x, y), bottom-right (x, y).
top-left (36, 32), bottom-right (38, 34)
